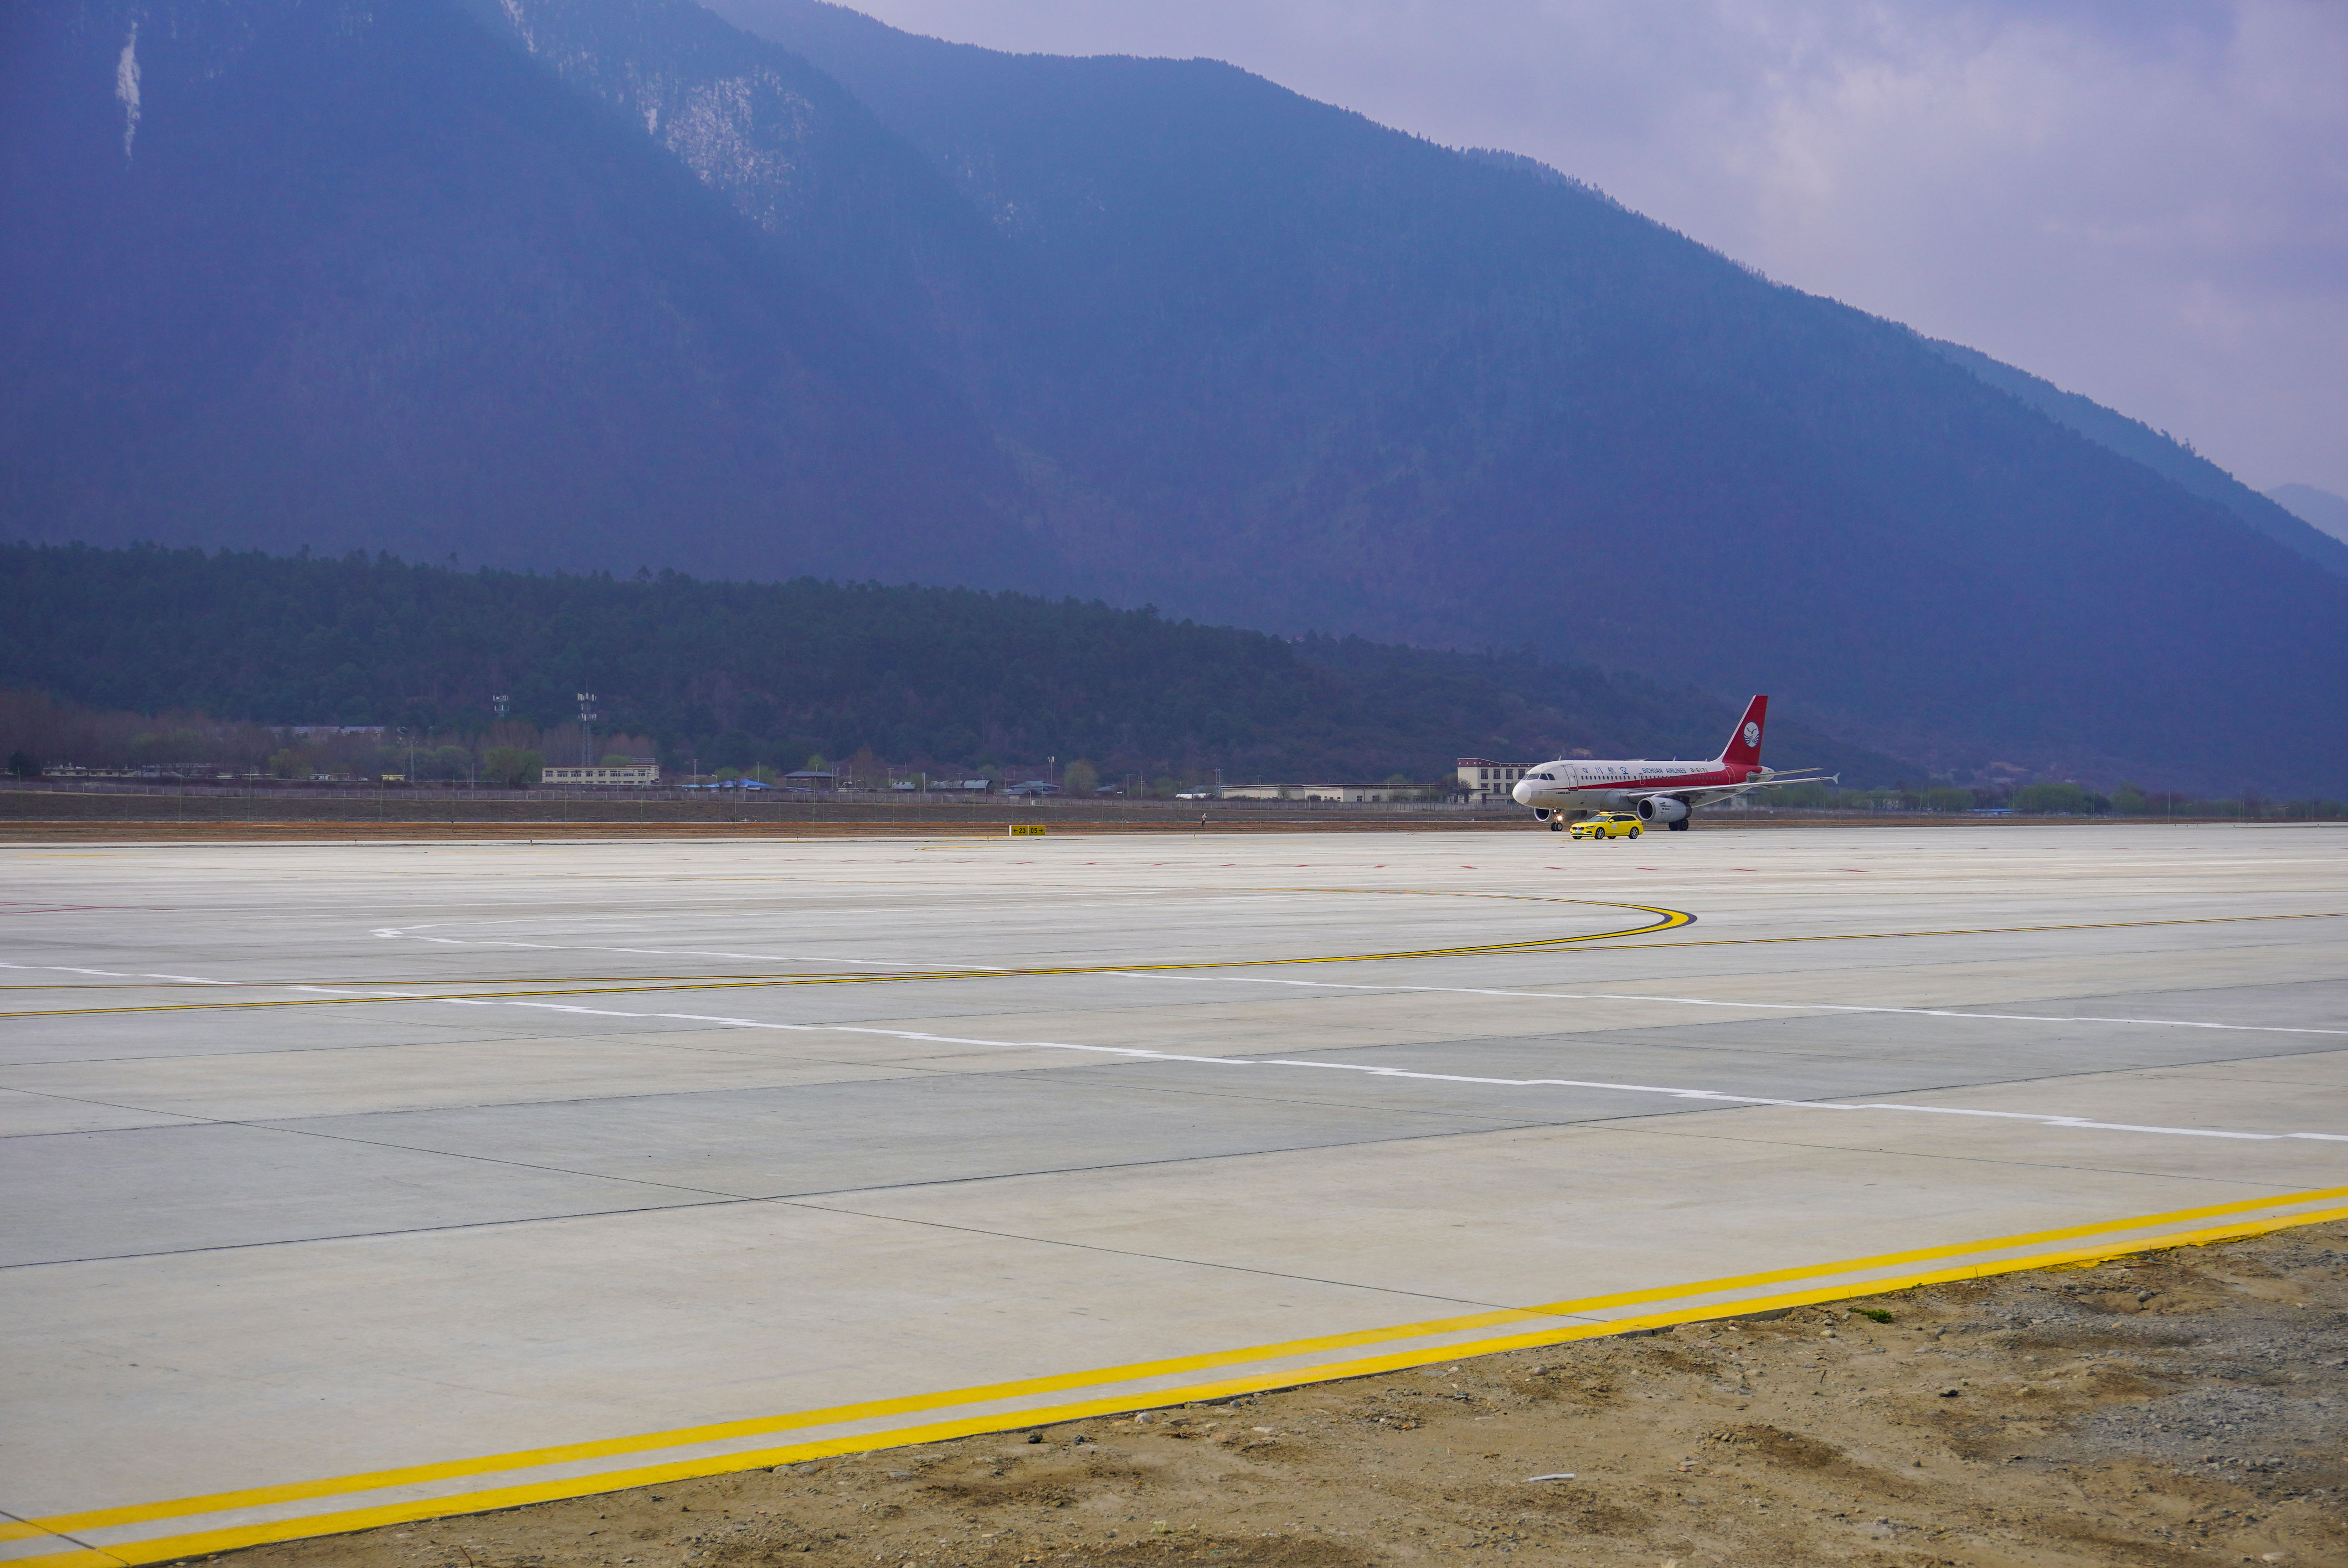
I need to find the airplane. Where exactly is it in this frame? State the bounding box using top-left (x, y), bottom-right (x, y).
top-left (1509, 695), bottom-right (1838, 832)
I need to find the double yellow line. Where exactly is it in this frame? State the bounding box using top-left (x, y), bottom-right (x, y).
top-left (10, 1185), bottom-right (2344, 1568)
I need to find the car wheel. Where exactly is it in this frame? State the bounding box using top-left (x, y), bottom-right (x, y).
top-left (1630, 827), bottom-right (1641, 837)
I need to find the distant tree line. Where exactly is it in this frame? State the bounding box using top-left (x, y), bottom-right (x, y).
top-left (0, 544), bottom-right (1907, 787)
top-left (1763, 778), bottom-right (2345, 819)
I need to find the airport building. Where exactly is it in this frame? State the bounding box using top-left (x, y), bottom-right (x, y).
top-left (540, 762), bottom-right (661, 786)
top-left (1455, 757), bottom-right (1526, 803)
top-left (1216, 783), bottom-right (1412, 802)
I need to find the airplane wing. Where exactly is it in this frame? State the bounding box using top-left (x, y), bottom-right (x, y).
top-left (1620, 772), bottom-right (1838, 811)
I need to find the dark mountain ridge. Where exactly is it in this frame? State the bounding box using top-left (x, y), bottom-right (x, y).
top-left (1922, 339), bottom-right (2348, 576)
top-left (2269, 484), bottom-right (2348, 547)
top-left (7, 0), bottom-right (2346, 795)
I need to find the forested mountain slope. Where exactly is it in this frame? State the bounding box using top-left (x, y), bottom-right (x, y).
top-left (0, 544), bottom-right (1905, 787)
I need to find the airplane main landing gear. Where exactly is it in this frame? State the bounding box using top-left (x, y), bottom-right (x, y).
top-left (1669, 816), bottom-right (1691, 831)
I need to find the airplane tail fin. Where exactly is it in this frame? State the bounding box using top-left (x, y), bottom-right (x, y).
top-left (1719, 695), bottom-right (1768, 766)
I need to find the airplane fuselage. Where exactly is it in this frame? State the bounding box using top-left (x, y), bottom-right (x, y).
top-left (1511, 759), bottom-right (1760, 815)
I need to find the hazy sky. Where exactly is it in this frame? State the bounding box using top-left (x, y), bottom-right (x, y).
top-left (840, 1), bottom-right (2347, 497)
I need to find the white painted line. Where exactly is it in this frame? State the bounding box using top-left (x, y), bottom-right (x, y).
top-left (646, 1013), bottom-right (1241, 1065)
top-left (39, 963), bottom-right (2344, 1148)
top-left (605, 1009), bottom-right (2343, 1146)
top-left (372, 926), bottom-right (1002, 970)
top-left (1107, 972), bottom-right (2348, 1039)
top-left (0, 962), bottom-right (241, 987)
top-left (369, 924), bottom-right (2346, 1039)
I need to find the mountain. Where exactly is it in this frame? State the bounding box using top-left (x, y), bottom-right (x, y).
top-left (709, 0), bottom-right (2348, 796)
top-left (2270, 485), bottom-right (2348, 547)
top-left (8, 0), bottom-right (2348, 795)
top-left (0, 543), bottom-right (1909, 786)
top-left (0, 0), bottom-right (1040, 585)
top-left (1923, 341), bottom-right (2348, 578)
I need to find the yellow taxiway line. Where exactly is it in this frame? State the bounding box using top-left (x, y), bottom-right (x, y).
top-left (7, 906), bottom-right (2346, 1024)
top-left (8, 1184), bottom-right (2344, 1567)
top-left (0, 901), bottom-right (1696, 1020)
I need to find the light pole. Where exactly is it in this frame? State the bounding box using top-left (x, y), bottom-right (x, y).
top-left (576, 692), bottom-right (598, 766)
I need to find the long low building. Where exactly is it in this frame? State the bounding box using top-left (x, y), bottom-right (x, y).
top-left (540, 763), bottom-right (661, 786)
top-left (1217, 783), bottom-right (1411, 802)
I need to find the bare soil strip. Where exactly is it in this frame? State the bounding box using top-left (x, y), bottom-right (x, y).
top-left (208, 1220), bottom-right (2348, 1568)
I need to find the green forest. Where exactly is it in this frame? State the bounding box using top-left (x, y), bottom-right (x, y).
top-left (0, 543), bottom-right (1901, 787)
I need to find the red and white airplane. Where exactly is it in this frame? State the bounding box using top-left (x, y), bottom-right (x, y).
top-left (1510, 695), bottom-right (1836, 831)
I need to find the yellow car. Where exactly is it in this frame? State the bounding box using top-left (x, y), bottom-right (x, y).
top-left (1570, 812), bottom-right (1644, 840)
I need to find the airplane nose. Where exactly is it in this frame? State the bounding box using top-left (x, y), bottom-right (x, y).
top-left (1511, 778), bottom-right (1533, 804)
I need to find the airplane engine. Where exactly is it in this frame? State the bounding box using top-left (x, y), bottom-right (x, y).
top-left (1636, 796), bottom-right (1690, 825)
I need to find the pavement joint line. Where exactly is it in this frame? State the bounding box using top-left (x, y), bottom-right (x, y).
top-left (10, 1188), bottom-right (2344, 1567)
top-left (1563, 1118), bottom-right (2348, 1190)
top-left (5, 907), bottom-right (2340, 1022)
top-left (8, 1060), bottom-right (2329, 1270)
top-left (1112, 972), bottom-right (2348, 1038)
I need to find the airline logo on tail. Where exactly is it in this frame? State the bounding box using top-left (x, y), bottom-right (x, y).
top-left (1719, 695), bottom-right (1768, 767)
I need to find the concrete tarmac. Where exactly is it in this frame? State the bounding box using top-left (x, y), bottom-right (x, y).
top-left (3, 824), bottom-right (2344, 1563)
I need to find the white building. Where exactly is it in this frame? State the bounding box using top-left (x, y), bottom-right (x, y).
top-left (1455, 757), bottom-right (1526, 803)
top-left (541, 762), bottom-right (661, 786)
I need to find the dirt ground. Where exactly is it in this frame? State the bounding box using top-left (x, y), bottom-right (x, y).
top-left (209, 1220), bottom-right (2348, 1568)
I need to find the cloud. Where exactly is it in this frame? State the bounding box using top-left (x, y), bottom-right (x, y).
top-left (825, 0), bottom-right (2348, 493)
top-left (115, 19), bottom-right (140, 162)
